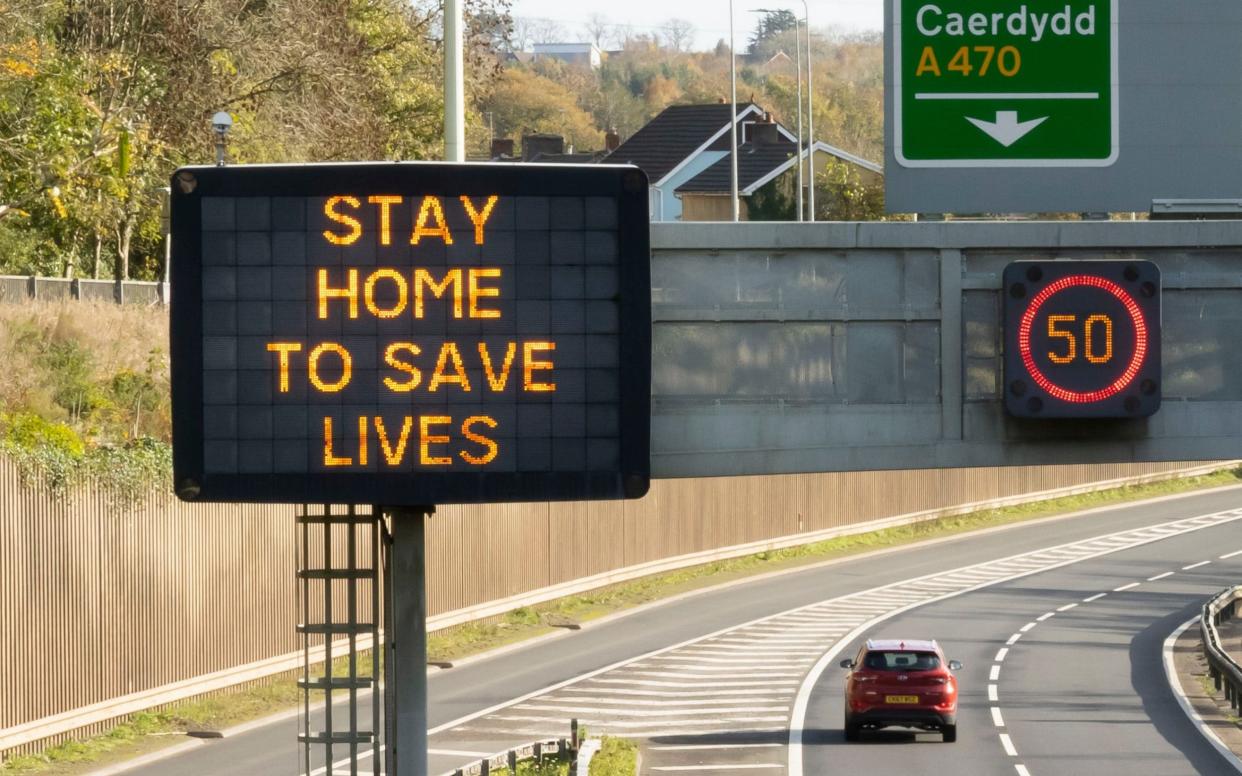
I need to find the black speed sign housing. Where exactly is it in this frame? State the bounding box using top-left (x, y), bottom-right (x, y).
top-left (1003, 260), bottom-right (1161, 419)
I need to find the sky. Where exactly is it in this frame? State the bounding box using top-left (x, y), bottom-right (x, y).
top-left (509, 0), bottom-right (883, 52)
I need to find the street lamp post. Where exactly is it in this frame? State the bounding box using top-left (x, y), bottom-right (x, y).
top-left (801, 0), bottom-right (815, 221)
top-left (729, 0), bottom-right (740, 222)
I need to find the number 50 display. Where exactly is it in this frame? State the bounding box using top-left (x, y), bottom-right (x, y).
top-left (1003, 261), bottom-right (1161, 419)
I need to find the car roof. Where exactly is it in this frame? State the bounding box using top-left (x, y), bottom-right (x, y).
top-left (865, 639), bottom-right (939, 652)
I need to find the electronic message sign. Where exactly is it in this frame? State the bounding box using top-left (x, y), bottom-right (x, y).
top-left (170, 163), bottom-right (651, 505)
top-left (1003, 260), bottom-right (1160, 419)
top-left (894, 0), bottom-right (1117, 167)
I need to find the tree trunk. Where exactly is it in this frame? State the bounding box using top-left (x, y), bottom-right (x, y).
top-left (116, 217), bottom-right (133, 281)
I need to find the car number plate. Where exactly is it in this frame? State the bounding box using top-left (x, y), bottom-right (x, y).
top-left (885, 695), bottom-right (919, 704)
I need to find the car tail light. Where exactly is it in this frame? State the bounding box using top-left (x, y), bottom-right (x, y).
top-left (853, 674), bottom-right (876, 683)
top-left (929, 677), bottom-right (946, 684)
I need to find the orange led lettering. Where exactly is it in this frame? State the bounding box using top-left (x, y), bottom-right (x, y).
top-left (266, 342), bottom-right (302, 392)
top-left (410, 196), bottom-right (454, 245)
top-left (469, 268), bottom-right (502, 319)
top-left (383, 343), bottom-right (422, 392)
top-left (419, 416), bottom-right (452, 465)
top-left (309, 342), bottom-right (353, 392)
top-left (357, 416), bottom-right (369, 466)
top-left (367, 195), bottom-right (403, 246)
top-left (429, 342), bottom-right (472, 392)
top-left (460, 415), bottom-right (499, 465)
top-left (1084, 314), bottom-right (1113, 364)
top-left (322, 416), bottom-right (352, 466)
top-left (323, 196), bottom-right (362, 246)
top-left (523, 342), bottom-right (557, 392)
top-left (478, 342), bottom-right (517, 391)
top-left (374, 416), bottom-right (414, 465)
top-left (364, 268), bottom-right (408, 318)
top-left (1047, 315), bottom-right (1076, 365)
top-left (414, 268), bottom-right (463, 318)
top-left (460, 195), bottom-right (499, 244)
top-left (318, 268), bottom-right (359, 319)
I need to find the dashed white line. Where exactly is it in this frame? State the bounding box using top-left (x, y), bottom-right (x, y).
top-left (1000, 732), bottom-right (1018, 756)
top-left (1020, 622), bottom-right (1038, 633)
top-left (991, 707), bottom-right (1005, 727)
top-left (988, 684), bottom-right (999, 701)
top-left (1084, 592), bottom-right (1107, 602)
top-left (1036, 612), bottom-right (1055, 622)
top-left (1016, 765), bottom-right (1032, 776)
top-left (1057, 603), bottom-right (1078, 612)
top-left (1114, 582), bottom-right (1141, 592)
top-left (1183, 560), bottom-right (1212, 570)
top-left (1220, 549), bottom-right (1242, 559)
top-left (1006, 633), bottom-right (1022, 645)
top-left (995, 647), bottom-right (1009, 662)
top-left (1148, 571), bottom-right (1175, 582)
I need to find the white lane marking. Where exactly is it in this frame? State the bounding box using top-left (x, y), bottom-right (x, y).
top-left (515, 703), bottom-right (789, 716)
top-left (650, 743), bottom-right (783, 750)
top-left (310, 746), bottom-right (382, 776)
top-left (1007, 633), bottom-right (1022, 645)
top-left (429, 748), bottom-right (490, 757)
top-left (591, 678), bottom-right (800, 688)
top-left (992, 707), bottom-right (1005, 727)
top-left (540, 696), bottom-right (791, 706)
top-left (1220, 549), bottom-right (1242, 559)
top-left (989, 684), bottom-right (999, 701)
top-left (1148, 571), bottom-right (1175, 581)
top-left (557, 687), bottom-right (785, 698)
top-left (650, 766), bottom-right (783, 772)
top-left (990, 665), bottom-right (1002, 681)
top-left (1016, 766), bottom-right (1032, 776)
top-left (1000, 732), bottom-right (1018, 756)
top-left (488, 714), bottom-right (789, 727)
top-left (996, 647), bottom-right (1009, 662)
top-left (787, 507), bottom-right (1242, 776)
top-left (1057, 603), bottom-right (1078, 612)
top-left (1020, 622), bottom-right (1038, 632)
top-left (1084, 593), bottom-right (1108, 602)
top-left (624, 670), bottom-right (804, 679)
top-left (1183, 560), bottom-right (1212, 570)
top-left (1115, 582), bottom-right (1141, 591)
top-left (1162, 616), bottom-right (1242, 774)
top-left (1037, 612), bottom-right (1055, 622)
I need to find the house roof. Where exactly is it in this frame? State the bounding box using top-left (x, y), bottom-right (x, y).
top-left (677, 140), bottom-right (884, 197)
top-left (675, 140), bottom-right (798, 194)
top-left (605, 103), bottom-right (760, 184)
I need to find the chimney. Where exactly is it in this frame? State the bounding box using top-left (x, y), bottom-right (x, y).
top-left (490, 138), bottom-right (514, 159)
top-left (522, 133), bottom-right (564, 161)
top-left (748, 112), bottom-right (780, 145)
top-left (605, 129), bottom-right (621, 152)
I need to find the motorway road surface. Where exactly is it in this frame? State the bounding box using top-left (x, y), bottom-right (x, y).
top-left (112, 484), bottom-right (1242, 776)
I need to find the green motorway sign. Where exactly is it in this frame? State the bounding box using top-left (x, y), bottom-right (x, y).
top-left (894, 0), bottom-right (1117, 167)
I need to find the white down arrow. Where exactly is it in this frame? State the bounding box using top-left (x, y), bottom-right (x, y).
top-left (966, 111), bottom-right (1048, 147)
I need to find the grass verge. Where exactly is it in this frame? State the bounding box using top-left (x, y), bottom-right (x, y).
top-left (589, 737), bottom-right (638, 775)
top-left (4, 465), bottom-right (1240, 773)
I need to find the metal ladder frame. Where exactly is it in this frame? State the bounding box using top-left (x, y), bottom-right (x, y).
top-left (297, 504), bottom-right (384, 775)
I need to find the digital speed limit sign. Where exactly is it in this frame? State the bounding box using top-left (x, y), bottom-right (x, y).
top-left (1003, 261), bottom-right (1161, 419)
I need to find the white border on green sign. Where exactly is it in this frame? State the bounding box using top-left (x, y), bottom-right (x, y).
top-left (893, 0), bottom-right (1119, 168)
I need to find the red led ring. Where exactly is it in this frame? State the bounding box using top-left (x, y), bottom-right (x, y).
top-left (1017, 275), bottom-right (1148, 404)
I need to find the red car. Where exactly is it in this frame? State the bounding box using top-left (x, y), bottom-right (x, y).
top-left (839, 639), bottom-right (962, 742)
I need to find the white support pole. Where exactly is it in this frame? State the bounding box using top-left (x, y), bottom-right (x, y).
top-left (729, 0), bottom-right (740, 222)
top-left (794, 19), bottom-right (804, 222)
top-left (444, 0), bottom-right (466, 162)
top-left (802, 0), bottom-right (815, 221)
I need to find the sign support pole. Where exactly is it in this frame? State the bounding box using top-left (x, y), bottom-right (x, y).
top-left (385, 505), bottom-right (434, 776)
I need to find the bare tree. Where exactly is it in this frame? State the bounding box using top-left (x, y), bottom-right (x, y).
top-left (583, 13), bottom-right (611, 49)
top-left (662, 18), bottom-right (695, 52)
top-left (513, 16), bottom-right (567, 49)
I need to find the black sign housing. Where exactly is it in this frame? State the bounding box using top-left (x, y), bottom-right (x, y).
top-left (1003, 260), bottom-right (1161, 419)
top-left (171, 163), bottom-right (651, 504)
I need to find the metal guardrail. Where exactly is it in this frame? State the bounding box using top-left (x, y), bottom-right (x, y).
top-left (1201, 585), bottom-right (1242, 710)
top-left (449, 719), bottom-right (590, 776)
